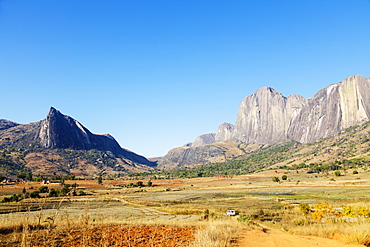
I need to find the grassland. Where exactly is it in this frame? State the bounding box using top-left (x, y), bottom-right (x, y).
top-left (1, 168), bottom-right (370, 246)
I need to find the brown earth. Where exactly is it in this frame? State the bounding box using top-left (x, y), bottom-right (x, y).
top-left (0, 225), bottom-right (196, 247)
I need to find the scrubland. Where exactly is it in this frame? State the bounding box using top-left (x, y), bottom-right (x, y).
top-left (1, 168), bottom-right (370, 246)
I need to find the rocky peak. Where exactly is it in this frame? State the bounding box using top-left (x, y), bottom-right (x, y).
top-left (39, 107), bottom-right (92, 149)
top-left (215, 123), bottom-right (235, 142)
top-left (233, 84), bottom-right (295, 144)
top-left (192, 133), bottom-right (216, 147)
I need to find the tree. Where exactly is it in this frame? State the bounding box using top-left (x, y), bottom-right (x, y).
top-left (272, 177), bottom-right (280, 183)
top-left (147, 180), bottom-right (153, 187)
top-left (25, 171), bottom-right (33, 181)
top-left (97, 176), bottom-right (103, 185)
top-left (334, 171), bottom-right (341, 177)
top-left (281, 175), bottom-right (288, 181)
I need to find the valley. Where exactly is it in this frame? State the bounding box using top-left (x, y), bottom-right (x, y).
top-left (1, 74), bottom-right (370, 246)
top-left (1, 168), bottom-right (370, 246)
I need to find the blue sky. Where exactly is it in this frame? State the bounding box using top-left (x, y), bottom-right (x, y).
top-left (0, 0), bottom-right (369, 157)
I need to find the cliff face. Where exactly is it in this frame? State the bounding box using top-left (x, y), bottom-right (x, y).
top-left (216, 74), bottom-right (370, 145)
top-left (39, 107), bottom-right (95, 150)
top-left (0, 107), bottom-right (155, 176)
top-left (288, 75), bottom-right (370, 143)
top-left (37, 107), bottom-right (154, 166)
top-left (232, 87), bottom-right (307, 144)
top-left (158, 74), bottom-right (370, 169)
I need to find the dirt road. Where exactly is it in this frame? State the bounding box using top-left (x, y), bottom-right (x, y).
top-left (238, 226), bottom-right (365, 247)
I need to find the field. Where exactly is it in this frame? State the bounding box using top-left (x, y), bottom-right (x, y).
top-left (1, 168), bottom-right (370, 246)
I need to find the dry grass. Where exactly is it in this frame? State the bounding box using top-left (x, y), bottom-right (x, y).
top-left (289, 222), bottom-right (370, 245)
top-left (0, 201), bottom-right (248, 247)
top-left (190, 220), bottom-right (244, 247)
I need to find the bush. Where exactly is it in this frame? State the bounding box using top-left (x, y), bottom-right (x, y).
top-left (334, 171), bottom-right (341, 177)
top-left (353, 170), bottom-right (359, 174)
top-left (30, 191), bottom-right (40, 198)
top-left (48, 188), bottom-right (58, 197)
top-left (38, 186), bottom-right (49, 193)
top-left (299, 203), bottom-right (311, 216)
top-left (77, 190), bottom-right (86, 196)
top-left (281, 175), bottom-right (288, 180)
top-left (237, 214), bottom-right (249, 222)
top-left (272, 177), bottom-right (280, 183)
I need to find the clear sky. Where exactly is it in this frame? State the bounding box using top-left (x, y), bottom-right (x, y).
top-left (0, 0), bottom-right (369, 158)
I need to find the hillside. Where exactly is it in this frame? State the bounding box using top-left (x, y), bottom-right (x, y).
top-left (0, 107), bottom-right (156, 178)
top-left (158, 74), bottom-right (370, 169)
top-left (151, 120), bottom-right (370, 178)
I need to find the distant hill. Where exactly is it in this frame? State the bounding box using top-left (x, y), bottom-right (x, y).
top-left (0, 107), bottom-right (156, 178)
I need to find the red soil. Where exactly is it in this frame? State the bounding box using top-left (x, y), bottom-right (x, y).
top-left (0, 225), bottom-right (196, 247)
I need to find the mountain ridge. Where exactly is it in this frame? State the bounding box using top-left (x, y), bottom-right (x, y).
top-left (158, 74), bottom-right (370, 169)
top-left (0, 107), bottom-right (155, 178)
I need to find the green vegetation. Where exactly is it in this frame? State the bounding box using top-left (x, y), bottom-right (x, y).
top-left (1, 183), bottom-right (85, 203)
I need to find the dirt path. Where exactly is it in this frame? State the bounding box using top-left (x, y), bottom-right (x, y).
top-left (238, 225), bottom-right (365, 247)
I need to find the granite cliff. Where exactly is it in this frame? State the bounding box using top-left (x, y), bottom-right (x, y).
top-left (159, 74), bottom-right (370, 169)
top-left (216, 74), bottom-right (370, 144)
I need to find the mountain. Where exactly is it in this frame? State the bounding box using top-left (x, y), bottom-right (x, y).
top-left (156, 139), bottom-right (261, 169)
top-left (192, 133), bottom-right (216, 147)
top-left (161, 120), bottom-right (370, 178)
top-left (158, 74), bottom-right (370, 169)
top-left (219, 74), bottom-right (370, 144)
top-left (0, 107), bottom-right (155, 177)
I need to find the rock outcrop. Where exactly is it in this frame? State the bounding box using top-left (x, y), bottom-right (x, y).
top-left (38, 107), bottom-right (154, 166)
top-left (159, 74), bottom-right (370, 169)
top-left (216, 74), bottom-right (370, 145)
top-left (215, 123), bottom-right (235, 142)
top-left (192, 133), bottom-right (216, 147)
top-left (157, 139), bottom-right (258, 169)
top-left (0, 107), bottom-right (155, 175)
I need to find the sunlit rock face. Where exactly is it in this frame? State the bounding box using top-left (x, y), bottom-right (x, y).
top-left (288, 75), bottom-right (370, 143)
top-left (215, 123), bottom-right (235, 142)
top-left (192, 133), bottom-right (216, 147)
top-left (216, 74), bottom-right (370, 144)
top-left (157, 75), bottom-right (370, 169)
top-left (232, 87), bottom-right (307, 144)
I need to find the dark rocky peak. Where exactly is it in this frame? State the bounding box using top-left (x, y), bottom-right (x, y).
top-left (39, 107), bottom-right (93, 149)
top-left (38, 107), bottom-right (155, 166)
top-left (38, 107), bottom-right (154, 166)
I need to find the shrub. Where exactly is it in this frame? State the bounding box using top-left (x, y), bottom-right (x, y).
top-left (272, 177), bottom-right (280, 183)
top-left (334, 171), bottom-right (341, 176)
top-left (281, 175), bottom-right (288, 180)
top-left (237, 214), bottom-right (249, 222)
top-left (30, 191), bottom-right (40, 198)
top-left (299, 203), bottom-right (311, 216)
top-left (77, 190), bottom-right (86, 196)
top-left (38, 186), bottom-right (49, 193)
top-left (48, 188), bottom-right (58, 197)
